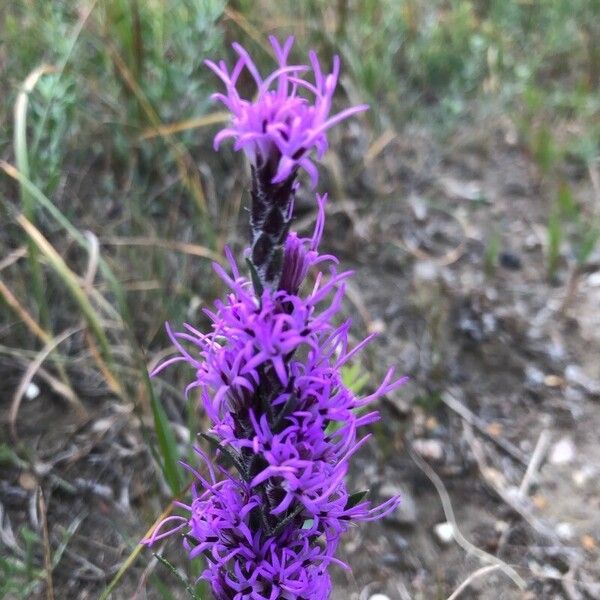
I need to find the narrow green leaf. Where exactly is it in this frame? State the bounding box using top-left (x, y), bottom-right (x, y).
top-left (345, 490), bottom-right (369, 510)
top-left (149, 386), bottom-right (183, 493)
top-left (547, 211), bottom-right (562, 280)
top-left (245, 257), bottom-right (264, 298)
top-left (557, 183), bottom-right (578, 221)
top-left (577, 223), bottom-right (600, 265)
top-left (14, 66), bottom-right (56, 327)
top-left (154, 554), bottom-right (202, 600)
top-left (17, 214), bottom-right (115, 371)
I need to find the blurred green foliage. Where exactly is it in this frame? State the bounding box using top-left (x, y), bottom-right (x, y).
top-left (0, 526), bottom-right (43, 600)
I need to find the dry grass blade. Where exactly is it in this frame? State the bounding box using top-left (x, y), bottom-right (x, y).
top-left (519, 429), bottom-right (551, 497)
top-left (98, 482), bottom-right (192, 600)
top-left (589, 159), bottom-right (600, 206)
top-left (1, 161), bottom-right (182, 492)
top-left (15, 213), bottom-right (119, 388)
top-left (344, 281), bottom-right (374, 331)
top-left (364, 129), bottom-right (397, 166)
top-left (14, 63), bottom-right (57, 327)
top-left (223, 7), bottom-right (272, 54)
top-left (84, 330), bottom-right (123, 397)
top-left (37, 487), bottom-right (55, 600)
top-left (462, 423), bottom-right (566, 544)
top-left (10, 326), bottom-right (84, 440)
top-left (1, 274), bottom-right (78, 410)
top-left (102, 235), bottom-right (226, 264)
top-left (35, 365), bottom-right (79, 403)
top-left (0, 279), bottom-right (51, 343)
top-left (442, 390), bottom-right (528, 465)
top-left (409, 446), bottom-right (526, 590)
top-left (83, 231), bottom-right (100, 293)
top-left (0, 246), bottom-right (27, 271)
top-left (138, 111), bottom-right (230, 140)
top-left (394, 209), bottom-right (467, 267)
top-left (445, 565), bottom-right (501, 600)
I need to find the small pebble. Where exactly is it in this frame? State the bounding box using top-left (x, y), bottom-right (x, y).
top-left (412, 438), bottom-right (444, 461)
top-left (25, 382), bottom-right (40, 400)
top-left (368, 595), bottom-right (391, 600)
top-left (549, 437), bottom-right (576, 466)
top-left (434, 522), bottom-right (455, 545)
top-left (409, 195), bottom-right (428, 222)
top-left (499, 250), bottom-right (522, 270)
top-left (586, 271), bottom-right (600, 287)
top-left (525, 365), bottom-right (545, 388)
top-left (368, 318), bottom-right (386, 334)
top-left (413, 261), bottom-right (438, 282)
top-left (495, 520), bottom-right (509, 533)
top-left (572, 465), bottom-right (596, 487)
top-left (556, 522), bottom-right (575, 541)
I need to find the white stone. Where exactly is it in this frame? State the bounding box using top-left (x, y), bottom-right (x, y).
top-left (409, 195), bottom-right (428, 222)
top-left (586, 271), bottom-right (600, 287)
top-left (368, 595), bottom-right (391, 600)
top-left (434, 522), bottom-right (455, 544)
top-left (413, 261), bottom-right (438, 282)
top-left (549, 437), bottom-right (576, 466)
top-left (556, 522), bottom-right (575, 541)
top-left (572, 465), bottom-right (596, 487)
top-left (413, 438), bottom-right (444, 461)
top-left (25, 382), bottom-right (40, 400)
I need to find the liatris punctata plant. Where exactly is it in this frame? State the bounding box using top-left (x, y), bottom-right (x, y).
top-left (144, 36), bottom-right (407, 599)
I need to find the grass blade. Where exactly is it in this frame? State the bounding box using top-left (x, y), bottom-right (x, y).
top-left (14, 65), bottom-right (57, 327)
top-left (98, 482), bottom-right (192, 600)
top-left (138, 111), bottom-right (229, 140)
top-left (1, 162), bottom-right (183, 493)
top-left (0, 279), bottom-right (50, 343)
top-left (15, 214), bottom-right (118, 388)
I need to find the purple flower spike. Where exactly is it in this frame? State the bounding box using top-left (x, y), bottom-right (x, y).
top-left (145, 37), bottom-right (404, 600)
top-left (206, 36), bottom-right (368, 189)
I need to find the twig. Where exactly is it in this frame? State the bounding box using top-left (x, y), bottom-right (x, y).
top-left (102, 235), bottom-right (225, 264)
top-left (37, 487), bottom-right (55, 600)
top-left (394, 581), bottom-right (413, 600)
top-left (519, 429), bottom-right (552, 497)
top-left (138, 111), bottom-right (229, 140)
top-left (562, 561), bottom-right (584, 600)
top-left (0, 246), bottom-right (27, 271)
top-left (364, 129), bottom-right (397, 166)
top-left (442, 390), bottom-right (528, 466)
top-left (409, 446), bottom-right (526, 590)
top-left (559, 264), bottom-right (582, 316)
top-left (446, 565), bottom-right (501, 600)
top-left (463, 423), bottom-right (564, 544)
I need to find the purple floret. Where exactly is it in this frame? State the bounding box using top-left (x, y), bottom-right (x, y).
top-left (206, 36), bottom-right (368, 188)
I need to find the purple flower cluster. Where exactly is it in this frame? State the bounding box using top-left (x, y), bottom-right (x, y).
top-left (145, 37), bottom-right (405, 600)
top-left (206, 36), bottom-right (368, 188)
